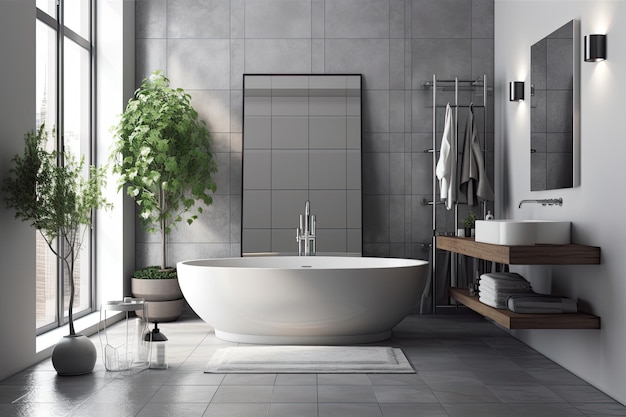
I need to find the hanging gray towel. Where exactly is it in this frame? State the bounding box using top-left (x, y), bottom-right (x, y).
top-left (460, 104), bottom-right (494, 206)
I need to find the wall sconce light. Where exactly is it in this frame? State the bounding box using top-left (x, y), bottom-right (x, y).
top-left (584, 34), bottom-right (607, 62)
top-left (509, 81), bottom-right (524, 102)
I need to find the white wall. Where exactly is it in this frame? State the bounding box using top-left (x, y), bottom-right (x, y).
top-left (496, 0), bottom-right (626, 404)
top-left (0, 0), bottom-right (36, 381)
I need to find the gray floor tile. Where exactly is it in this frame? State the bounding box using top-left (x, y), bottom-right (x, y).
top-left (275, 373), bottom-right (317, 386)
top-left (317, 373), bottom-right (372, 385)
top-left (221, 373), bottom-right (276, 385)
top-left (136, 402), bottom-right (209, 417)
top-left (318, 385), bottom-right (378, 403)
top-left (509, 402), bottom-right (585, 416)
top-left (442, 402), bottom-right (517, 417)
top-left (271, 385), bottom-right (317, 403)
top-left (430, 383), bottom-right (501, 403)
top-left (149, 384), bottom-right (218, 403)
top-left (211, 385), bottom-right (274, 403)
top-left (379, 402), bottom-right (449, 417)
top-left (488, 384), bottom-right (564, 403)
top-left (420, 369), bottom-right (483, 386)
top-left (373, 385), bottom-right (439, 403)
top-left (368, 374), bottom-right (427, 386)
top-left (268, 402), bottom-right (318, 417)
top-left (572, 402), bottom-right (626, 416)
top-left (319, 402), bottom-right (384, 417)
top-left (166, 371), bottom-right (225, 386)
top-left (550, 384), bottom-right (617, 403)
top-left (202, 402), bottom-right (269, 417)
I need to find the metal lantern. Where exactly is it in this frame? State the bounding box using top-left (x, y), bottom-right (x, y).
top-left (144, 322), bottom-right (168, 369)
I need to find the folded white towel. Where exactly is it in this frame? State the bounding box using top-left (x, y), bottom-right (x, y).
top-left (480, 280), bottom-right (532, 293)
top-left (480, 272), bottom-right (531, 291)
top-left (479, 286), bottom-right (534, 306)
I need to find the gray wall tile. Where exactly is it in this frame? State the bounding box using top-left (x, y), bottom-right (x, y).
top-left (411, 0), bottom-right (472, 39)
top-left (136, 0), bottom-right (166, 39)
top-left (168, 39), bottom-right (230, 89)
top-left (190, 90), bottom-right (231, 133)
top-left (167, 0), bottom-right (230, 39)
top-left (325, 39), bottom-right (389, 90)
top-left (231, 0), bottom-right (245, 38)
top-left (472, 0), bottom-right (494, 39)
top-left (312, 0), bottom-right (325, 38)
top-left (135, 39), bottom-right (167, 85)
top-left (325, 0), bottom-right (390, 39)
top-left (244, 0), bottom-right (311, 38)
top-left (244, 39), bottom-right (312, 73)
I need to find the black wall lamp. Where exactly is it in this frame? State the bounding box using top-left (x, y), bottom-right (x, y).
top-left (584, 34), bottom-right (607, 62)
top-left (509, 81), bottom-right (524, 102)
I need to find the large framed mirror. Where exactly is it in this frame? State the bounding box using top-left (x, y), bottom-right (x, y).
top-left (241, 74), bottom-right (362, 256)
top-left (530, 19), bottom-right (580, 190)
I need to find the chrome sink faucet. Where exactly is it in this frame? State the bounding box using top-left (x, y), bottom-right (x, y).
top-left (518, 198), bottom-right (563, 208)
top-left (296, 200), bottom-right (316, 256)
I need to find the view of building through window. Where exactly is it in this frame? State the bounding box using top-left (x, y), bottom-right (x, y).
top-left (35, 1), bottom-right (93, 333)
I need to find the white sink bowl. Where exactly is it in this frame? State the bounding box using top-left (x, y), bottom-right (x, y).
top-left (475, 220), bottom-right (571, 246)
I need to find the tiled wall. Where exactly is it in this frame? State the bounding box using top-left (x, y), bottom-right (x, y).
top-left (135, 0), bottom-right (494, 266)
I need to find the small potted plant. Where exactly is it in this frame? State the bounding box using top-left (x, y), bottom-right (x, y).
top-left (3, 125), bottom-right (111, 375)
top-left (463, 210), bottom-right (477, 238)
top-left (111, 70), bottom-right (217, 321)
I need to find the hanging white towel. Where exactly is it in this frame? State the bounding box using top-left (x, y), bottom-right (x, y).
top-left (435, 103), bottom-right (456, 210)
top-left (460, 104), bottom-right (494, 206)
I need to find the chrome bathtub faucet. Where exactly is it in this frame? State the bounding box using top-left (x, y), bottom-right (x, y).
top-left (296, 200), bottom-right (316, 256)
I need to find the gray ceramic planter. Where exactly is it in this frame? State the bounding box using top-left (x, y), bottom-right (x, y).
top-left (131, 278), bottom-right (184, 322)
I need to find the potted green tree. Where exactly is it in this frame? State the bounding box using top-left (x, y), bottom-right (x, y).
top-left (3, 125), bottom-right (111, 375)
top-left (111, 70), bottom-right (217, 321)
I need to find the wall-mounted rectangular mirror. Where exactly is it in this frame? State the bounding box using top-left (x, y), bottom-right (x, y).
top-left (530, 19), bottom-right (580, 190)
top-left (242, 74), bottom-right (362, 255)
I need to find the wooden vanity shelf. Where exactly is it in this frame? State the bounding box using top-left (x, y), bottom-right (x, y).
top-left (437, 236), bottom-right (601, 329)
top-left (436, 236), bottom-right (601, 265)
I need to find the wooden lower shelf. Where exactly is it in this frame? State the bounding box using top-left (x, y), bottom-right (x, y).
top-left (449, 288), bottom-right (601, 330)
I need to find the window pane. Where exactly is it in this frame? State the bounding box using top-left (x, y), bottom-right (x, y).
top-left (36, 0), bottom-right (56, 18)
top-left (63, 36), bottom-right (91, 318)
top-left (36, 20), bottom-right (58, 331)
top-left (64, 0), bottom-right (90, 41)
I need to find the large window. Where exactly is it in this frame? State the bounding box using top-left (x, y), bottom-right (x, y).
top-left (36, 1), bottom-right (94, 333)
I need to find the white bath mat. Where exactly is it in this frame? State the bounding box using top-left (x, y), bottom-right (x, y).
top-left (205, 346), bottom-right (414, 373)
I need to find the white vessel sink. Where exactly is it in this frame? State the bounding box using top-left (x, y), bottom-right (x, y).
top-left (475, 220), bottom-right (571, 246)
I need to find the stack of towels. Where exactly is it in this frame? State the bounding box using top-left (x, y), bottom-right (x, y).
top-left (478, 272), bottom-right (578, 313)
top-left (478, 272), bottom-right (533, 309)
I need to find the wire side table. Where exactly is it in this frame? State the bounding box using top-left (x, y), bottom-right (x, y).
top-left (99, 298), bottom-right (151, 372)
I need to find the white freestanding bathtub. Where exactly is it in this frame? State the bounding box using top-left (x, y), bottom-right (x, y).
top-left (177, 256), bottom-right (428, 344)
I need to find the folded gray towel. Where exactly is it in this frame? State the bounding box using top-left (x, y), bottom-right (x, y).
top-left (507, 294), bottom-right (578, 314)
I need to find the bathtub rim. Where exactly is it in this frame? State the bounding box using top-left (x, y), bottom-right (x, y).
top-left (178, 256), bottom-right (428, 271)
